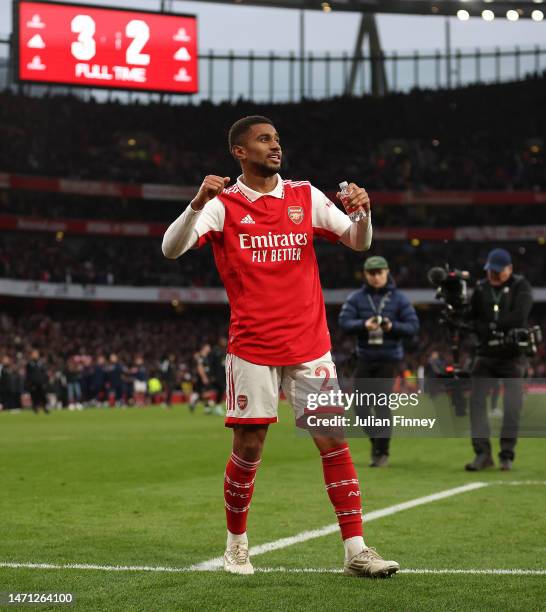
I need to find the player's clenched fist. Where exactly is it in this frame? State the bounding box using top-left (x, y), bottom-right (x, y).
top-left (191, 175), bottom-right (231, 210)
top-left (336, 183), bottom-right (371, 216)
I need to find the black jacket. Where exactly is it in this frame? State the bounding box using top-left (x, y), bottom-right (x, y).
top-left (469, 274), bottom-right (533, 357)
top-left (26, 359), bottom-right (47, 390)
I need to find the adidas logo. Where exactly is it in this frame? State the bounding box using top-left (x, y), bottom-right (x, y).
top-left (240, 214), bottom-right (255, 224)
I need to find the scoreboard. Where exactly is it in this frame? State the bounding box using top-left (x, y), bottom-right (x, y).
top-left (15, 1), bottom-right (199, 94)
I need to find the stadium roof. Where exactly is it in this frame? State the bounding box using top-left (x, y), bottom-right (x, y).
top-left (188, 1), bottom-right (545, 19)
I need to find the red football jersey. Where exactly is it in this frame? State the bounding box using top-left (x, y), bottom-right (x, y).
top-left (195, 175), bottom-right (352, 365)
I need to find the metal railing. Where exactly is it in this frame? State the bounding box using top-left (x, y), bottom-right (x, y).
top-left (195, 46), bottom-right (546, 103)
top-left (1, 39), bottom-right (545, 103)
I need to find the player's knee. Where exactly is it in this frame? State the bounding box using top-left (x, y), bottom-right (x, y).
top-left (312, 434), bottom-right (346, 453)
top-left (233, 428), bottom-right (266, 461)
top-left (236, 440), bottom-right (263, 461)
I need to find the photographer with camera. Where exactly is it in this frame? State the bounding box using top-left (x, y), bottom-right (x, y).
top-left (465, 248), bottom-right (534, 472)
top-left (339, 256), bottom-right (419, 466)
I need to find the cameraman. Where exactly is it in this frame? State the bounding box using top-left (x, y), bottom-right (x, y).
top-left (465, 248), bottom-right (533, 472)
top-left (339, 256), bottom-right (419, 466)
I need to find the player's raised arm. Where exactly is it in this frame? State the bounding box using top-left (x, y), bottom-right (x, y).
top-left (162, 175), bottom-right (229, 259)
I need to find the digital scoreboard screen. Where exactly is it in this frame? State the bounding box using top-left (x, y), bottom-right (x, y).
top-left (16, 1), bottom-right (198, 94)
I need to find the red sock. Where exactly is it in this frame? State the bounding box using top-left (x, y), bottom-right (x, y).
top-left (320, 443), bottom-right (363, 540)
top-left (224, 452), bottom-right (260, 535)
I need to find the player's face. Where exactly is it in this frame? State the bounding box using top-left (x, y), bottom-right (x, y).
top-left (365, 268), bottom-right (389, 288)
top-left (234, 123), bottom-right (282, 176)
top-left (487, 265), bottom-right (512, 286)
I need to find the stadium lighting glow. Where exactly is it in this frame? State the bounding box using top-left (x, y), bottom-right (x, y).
top-left (321, 2), bottom-right (332, 12)
top-left (482, 10), bottom-right (495, 21)
top-left (457, 9), bottom-right (470, 20)
top-left (531, 9), bottom-right (544, 20)
top-left (506, 10), bottom-right (519, 21)
top-left (532, 0), bottom-right (544, 4)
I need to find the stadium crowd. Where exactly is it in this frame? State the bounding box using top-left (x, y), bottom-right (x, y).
top-left (1, 74), bottom-right (544, 191)
top-left (3, 190), bottom-right (546, 228)
top-left (1, 232), bottom-right (544, 288)
top-left (1, 75), bottom-right (545, 413)
top-left (0, 307), bottom-right (227, 410)
top-left (1, 306), bottom-right (545, 411)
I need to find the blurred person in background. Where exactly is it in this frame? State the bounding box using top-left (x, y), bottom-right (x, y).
top-left (81, 355), bottom-right (95, 407)
top-left (46, 365), bottom-right (65, 410)
top-left (189, 343), bottom-right (215, 414)
top-left (26, 349), bottom-right (49, 414)
top-left (92, 355), bottom-right (107, 407)
top-left (66, 356), bottom-right (83, 410)
top-left (122, 358), bottom-right (135, 406)
top-left (147, 372), bottom-right (163, 404)
top-left (0, 356), bottom-right (18, 410)
top-left (209, 337), bottom-right (227, 416)
top-left (132, 355), bottom-right (148, 406)
top-left (160, 353), bottom-right (178, 408)
top-left (106, 353), bottom-right (124, 407)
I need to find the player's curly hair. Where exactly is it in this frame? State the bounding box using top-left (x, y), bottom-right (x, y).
top-left (228, 115), bottom-right (274, 151)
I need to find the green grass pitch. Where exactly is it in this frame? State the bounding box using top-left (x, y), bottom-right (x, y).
top-left (0, 403), bottom-right (545, 611)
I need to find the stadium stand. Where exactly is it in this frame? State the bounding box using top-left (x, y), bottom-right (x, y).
top-left (1, 74), bottom-right (544, 190)
top-left (0, 232), bottom-right (545, 288)
top-left (1, 76), bottom-right (545, 409)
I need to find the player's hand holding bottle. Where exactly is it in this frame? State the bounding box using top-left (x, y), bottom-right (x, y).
top-left (191, 175), bottom-right (231, 210)
top-left (337, 181), bottom-right (370, 222)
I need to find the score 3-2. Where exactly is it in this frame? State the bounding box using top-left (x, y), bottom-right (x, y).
top-left (72, 15), bottom-right (150, 82)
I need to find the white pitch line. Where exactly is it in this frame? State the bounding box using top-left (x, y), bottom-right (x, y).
top-left (1, 562), bottom-right (545, 576)
top-left (398, 568), bottom-right (546, 576)
top-left (0, 562), bottom-right (190, 573)
top-left (191, 482), bottom-right (487, 570)
top-left (2, 480), bottom-right (543, 577)
top-left (493, 480), bottom-right (546, 486)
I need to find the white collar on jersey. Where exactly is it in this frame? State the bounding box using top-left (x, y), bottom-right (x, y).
top-left (236, 174), bottom-right (284, 202)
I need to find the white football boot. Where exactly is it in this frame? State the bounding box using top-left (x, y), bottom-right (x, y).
top-left (344, 547), bottom-right (399, 578)
top-left (223, 542), bottom-right (254, 575)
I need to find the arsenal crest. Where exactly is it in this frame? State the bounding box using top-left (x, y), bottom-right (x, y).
top-left (287, 206), bottom-right (304, 225)
top-left (237, 395), bottom-right (248, 410)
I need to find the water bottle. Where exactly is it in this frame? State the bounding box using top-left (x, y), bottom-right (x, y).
top-left (339, 181), bottom-right (367, 222)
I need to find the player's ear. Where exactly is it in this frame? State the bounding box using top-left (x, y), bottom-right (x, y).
top-left (231, 144), bottom-right (246, 162)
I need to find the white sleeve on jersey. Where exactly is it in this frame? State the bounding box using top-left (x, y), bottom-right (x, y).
top-left (162, 197), bottom-right (225, 258)
top-left (339, 215), bottom-right (373, 252)
top-left (310, 185), bottom-right (372, 251)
